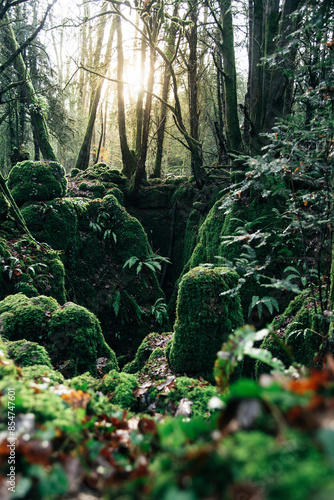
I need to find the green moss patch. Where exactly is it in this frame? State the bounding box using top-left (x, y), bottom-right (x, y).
top-left (0, 293), bottom-right (118, 377)
top-left (167, 266), bottom-right (244, 380)
top-left (5, 339), bottom-right (52, 367)
top-left (8, 160), bottom-right (67, 206)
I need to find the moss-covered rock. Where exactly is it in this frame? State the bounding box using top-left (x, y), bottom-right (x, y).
top-left (21, 199), bottom-right (78, 253)
top-left (123, 332), bottom-right (170, 374)
top-left (167, 267), bottom-right (244, 380)
top-left (99, 369), bottom-right (138, 410)
top-left (5, 339), bottom-right (52, 367)
top-left (81, 163), bottom-right (129, 189)
top-left (69, 372), bottom-right (99, 391)
top-left (0, 293), bottom-right (118, 377)
top-left (21, 364), bottom-right (64, 384)
top-left (0, 237), bottom-right (66, 304)
top-left (0, 293), bottom-right (58, 343)
top-left (47, 302), bottom-right (119, 377)
top-left (8, 160), bottom-right (67, 205)
top-left (105, 187), bottom-right (124, 205)
top-left (149, 376), bottom-right (217, 418)
top-left (255, 292), bottom-right (325, 377)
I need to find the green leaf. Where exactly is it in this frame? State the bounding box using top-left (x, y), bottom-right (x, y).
top-left (113, 291), bottom-right (121, 316)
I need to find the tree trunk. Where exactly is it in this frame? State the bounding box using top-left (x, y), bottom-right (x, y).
top-left (221, 0), bottom-right (243, 153)
top-left (75, 12), bottom-right (116, 171)
top-left (263, 0), bottom-right (302, 133)
top-left (116, 15), bottom-right (137, 178)
top-left (152, 6), bottom-right (179, 178)
top-left (4, 13), bottom-right (57, 162)
top-left (132, 12), bottom-right (158, 193)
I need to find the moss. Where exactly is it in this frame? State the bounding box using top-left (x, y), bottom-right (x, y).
top-left (21, 199), bottom-right (78, 253)
top-left (47, 302), bottom-right (119, 377)
top-left (0, 293), bottom-right (118, 378)
top-left (79, 182), bottom-right (87, 191)
top-left (70, 168), bottom-right (80, 178)
top-left (21, 364), bottom-right (64, 384)
top-left (151, 376), bottom-right (217, 418)
top-left (69, 372), bottom-right (99, 391)
top-left (148, 347), bottom-right (164, 361)
top-left (255, 293), bottom-right (324, 377)
top-left (14, 281), bottom-right (39, 297)
top-left (47, 258), bottom-right (66, 304)
top-left (167, 267), bottom-right (244, 380)
top-left (105, 187), bottom-right (124, 205)
top-left (88, 182), bottom-right (106, 198)
top-left (123, 332), bottom-right (167, 373)
top-left (0, 293), bottom-right (58, 343)
top-left (8, 160), bottom-right (67, 206)
top-left (0, 378), bottom-right (78, 428)
top-left (99, 369), bottom-right (138, 410)
top-left (5, 339), bottom-right (52, 367)
top-left (82, 163), bottom-right (129, 189)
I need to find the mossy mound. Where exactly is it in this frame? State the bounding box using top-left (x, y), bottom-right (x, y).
top-left (0, 293), bottom-right (58, 343)
top-left (0, 293), bottom-right (118, 377)
top-left (123, 332), bottom-right (171, 374)
top-left (4, 339), bottom-right (52, 367)
top-left (47, 302), bottom-right (119, 377)
top-left (8, 160), bottom-right (67, 206)
top-left (69, 372), bottom-right (99, 391)
top-left (148, 376), bottom-right (217, 418)
top-left (99, 369), bottom-right (138, 410)
top-left (167, 267), bottom-right (244, 380)
top-left (255, 292), bottom-right (325, 377)
top-left (185, 193), bottom-right (292, 321)
top-left (105, 186), bottom-right (124, 205)
top-left (21, 364), bottom-right (64, 384)
top-left (0, 237), bottom-right (66, 304)
top-left (80, 163), bottom-right (129, 189)
top-left (21, 199), bottom-right (78, 253)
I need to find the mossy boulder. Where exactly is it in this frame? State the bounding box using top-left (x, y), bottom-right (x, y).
top-left (8, 160), bottom-right (67, 205)
top-left (123, 332), bottom-right (171, 374)
top-left (99, 369), bottom-right (138, 410)
top-left (47, 302), bottom-right (119, 376)
top-left (255, 292), bottom-right (325, 377)
top-left (167, 267), bottom-right (244, 380)
top-left (21, 364), bottom-right (64, 384)
top-left (82, 163), bottom-right (129, 189)
top-left (0, 293), bottom-right (58, 343)
top-left (0, 237), bottom-right (66, 304)
top-left (0, 293), bottom-right (118, 377)
top-left (5, 339), bottom-right (52, 367)
top-left (105, 187), bottom-right (124, 205)
top-left (21, 199), bottom-right (79, 254)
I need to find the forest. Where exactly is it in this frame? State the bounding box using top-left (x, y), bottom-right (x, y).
top-left (0, 0), bottom-right (333, 498)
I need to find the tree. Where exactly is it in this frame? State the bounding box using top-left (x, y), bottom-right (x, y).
top-left (2, 4), bottom-right (57, 162)
top-left (75, 4), bottom-right (116, 171)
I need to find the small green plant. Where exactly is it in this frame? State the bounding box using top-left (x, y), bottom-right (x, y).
top-left (89, 212), bottom-right (117, 243)
top-left (123, 254), bottom-right (170, 275)
top-left (214, 325), bottom-right (285, 391)
top-left (148, 298), bottom-right (169, 325)
top-left (248, 295), bottom-right (280, 319)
